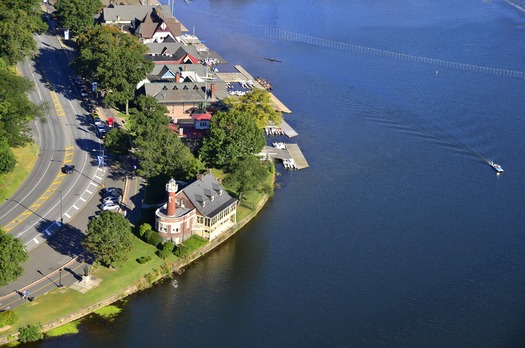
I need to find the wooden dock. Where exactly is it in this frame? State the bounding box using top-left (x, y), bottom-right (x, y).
top-left (234, 65), bottom-right (292, 113)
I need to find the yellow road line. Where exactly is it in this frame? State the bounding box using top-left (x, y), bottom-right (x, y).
top-left (50, 91), bottom-right (65, 117)
top-left (3, 92), bottom-right (74, 232)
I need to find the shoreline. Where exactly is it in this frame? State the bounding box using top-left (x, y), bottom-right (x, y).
top-left (0, 192), bottom-right (271, 344)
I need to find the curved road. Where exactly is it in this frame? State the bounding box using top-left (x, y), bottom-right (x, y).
top-left (0, 24), bottom-right (121, 304)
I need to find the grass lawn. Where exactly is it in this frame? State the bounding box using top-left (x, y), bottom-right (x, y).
top-left (0, 143), bottom-right (39, 202)
top-left (8, 237), bottom-right (176, 335)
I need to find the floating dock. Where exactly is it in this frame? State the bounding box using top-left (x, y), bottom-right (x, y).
top-left (260, 143), bottom-right (309, 170)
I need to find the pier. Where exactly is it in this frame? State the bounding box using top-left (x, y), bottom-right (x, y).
top-left (216, 66), bottom-right (292, 113)
top-left (260, 143), bottom-right (309, 170)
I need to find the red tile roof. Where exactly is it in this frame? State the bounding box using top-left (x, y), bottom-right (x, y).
top-left (191, 113), bottom-right (212, 121)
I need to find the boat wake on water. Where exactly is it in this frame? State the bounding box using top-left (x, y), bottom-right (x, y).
top-left (357, 82), bottom-right (503, 174)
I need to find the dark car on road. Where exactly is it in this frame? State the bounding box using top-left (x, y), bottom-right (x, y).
top-left (100, 187), bottom-right (123, 197)
top-left (61, 165), bottom-right (75, 174)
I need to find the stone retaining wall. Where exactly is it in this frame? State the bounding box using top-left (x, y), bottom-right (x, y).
top-left (0, 194), bottom-right (270, 345)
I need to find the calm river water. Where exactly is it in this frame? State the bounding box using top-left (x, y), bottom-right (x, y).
top-left (33, 0), bottom-right (525, 347)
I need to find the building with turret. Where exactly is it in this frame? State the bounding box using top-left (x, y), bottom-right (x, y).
top-left (155, 173), bottom-right (238, 244)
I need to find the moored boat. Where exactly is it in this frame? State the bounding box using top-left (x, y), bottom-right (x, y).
top-left (255, 76), bottom-right (273, 91)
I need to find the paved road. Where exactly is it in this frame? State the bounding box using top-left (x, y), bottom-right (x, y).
top-left (0, 17), bottom-right (145, 309)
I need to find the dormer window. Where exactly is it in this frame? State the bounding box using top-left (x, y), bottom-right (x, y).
top-left (210, 195), bottom-right (214, 201)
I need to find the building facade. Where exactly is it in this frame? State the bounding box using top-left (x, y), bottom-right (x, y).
top-left (155, 174), bottom-right (237, 244)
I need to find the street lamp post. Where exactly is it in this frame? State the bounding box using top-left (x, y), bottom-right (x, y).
top-left (59, 268), bottom-right (62, 287)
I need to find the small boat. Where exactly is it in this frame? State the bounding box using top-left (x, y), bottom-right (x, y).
top-left (264, 57), bottom-right (282, 63)
top-left (489, 161), bottom-right (504, 174)
top-left (255, 76), bottom-right (272, 90)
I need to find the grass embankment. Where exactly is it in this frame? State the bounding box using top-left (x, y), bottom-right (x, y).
top-left (9, 237), bottom-right (173, 334)
top-left (211, 167), bottom-right (274, 222)
top-left (0, 143), bottom-right (39, 202)
top-left (2, 165), bottom-right (273, 341)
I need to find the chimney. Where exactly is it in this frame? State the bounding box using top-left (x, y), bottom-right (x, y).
top-left (175, 72), bottom-right (180, 83)
top-left (196, 173), bottom-right (204, 181)
top-left (166, 178), bottom-right (178, 216)
top-left (210, 84), bottom-right (216, 100)
top-left (184, 66), bottom-right (188, 71)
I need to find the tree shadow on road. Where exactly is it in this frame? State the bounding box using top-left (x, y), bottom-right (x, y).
top-left (35, 218), bottom-right (86, 259)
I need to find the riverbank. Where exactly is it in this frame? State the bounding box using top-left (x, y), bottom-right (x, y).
top-left (0, 190), bottom-right (271, 345)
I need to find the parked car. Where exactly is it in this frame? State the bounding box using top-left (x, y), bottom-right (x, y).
top-left (92, 115), bottom-right (102, 126)
top-left (96, 124), bottom-right (106, 139)
top-left (101, 195), bottom-right (121, 204)
top-left (101, 187), bottom-right (123, 197)
top-left (61, 165), bottom-right (75, 174)
top-left (101, 203), bottom-right (120, 211)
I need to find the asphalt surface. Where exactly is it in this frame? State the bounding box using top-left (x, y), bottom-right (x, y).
top-left (0, 14), bottom-right (146, 310)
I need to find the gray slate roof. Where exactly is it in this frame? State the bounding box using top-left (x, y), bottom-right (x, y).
top-left (149, 64), bottom-right (208, 79)
top-left (102, 5), bottom-right (172, 23)
top-left (146, 42), bottom-right (200, 58)
top-left (144, 81), bottom-right (229, 103)
top-left (182, 174), bottom-right (237, 218)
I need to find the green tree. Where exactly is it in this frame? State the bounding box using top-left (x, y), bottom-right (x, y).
top-left (224, 156), bottom-right (271, 202)
top-left (73, 26), bottom-right (154, 115)
top-left (0, 0), bottom-right (46, 65)
top-left (138, 223), bottom-right (152, 238)
top-left (0, 137), bottom-right (16, 174)
top-left (199, 109), bottom-right (265, 170)
top-left (130, 96), bottom-right (203, 179)
top-left (0, 230), bottom-right (28, 286)
top-left (18, 324), bottom-right (43, 343)
top-left (82, 211), bottom-right (134, 267)
top-left (55, 0), bottom-right (101, 35)
top-left (222, 89), bottom-right (282, 128)
top-left (0, 68), bottom-right (44, 147)
top-left (104, 128), bottom-right (131, 156)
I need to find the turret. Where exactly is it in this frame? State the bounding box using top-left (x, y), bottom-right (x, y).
top-left (166, 178), bottom-right (178, 216)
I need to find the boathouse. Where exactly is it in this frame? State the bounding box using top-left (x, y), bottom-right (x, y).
top-left (155, 174), bottom-right (238, 244)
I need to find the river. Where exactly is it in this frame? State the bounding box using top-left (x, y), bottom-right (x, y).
top-left (32, 0), bottom-right (525, 347)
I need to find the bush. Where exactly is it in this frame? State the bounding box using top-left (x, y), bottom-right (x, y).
top-left (139, 223), bottom-right (152, 237)
top-left (0, 310), bottom-right (18, 327)
top-left (157, 242), bottom-right (174, 259)
top-left (136, 256), bottom-right (151, 264)
top-left (174, 244), bottom-right (188, 258)
top-left (18, 324), bottom-right (43, 343)
top-left (143, 230), bottom-right (163, 248)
